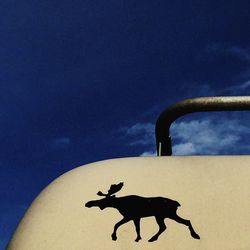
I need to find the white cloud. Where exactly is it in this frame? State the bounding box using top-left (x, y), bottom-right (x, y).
top-left (171, 118), bottom-right (249, 155)
top-left (140, 151), bottom-right (156, 156)
top-left (122, 116), bottom-right (250, 156)
top-left (125, 123), bottom-right (154, 136)
top-left (121, 122), bottom-right (155, 156)
top-left (173, 142), bottom-right (196, 155)
top-left (122, 123), bottom-right (154, 146)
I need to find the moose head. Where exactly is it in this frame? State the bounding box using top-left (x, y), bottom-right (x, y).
top-left (85, 182), bottom-right (123, 210)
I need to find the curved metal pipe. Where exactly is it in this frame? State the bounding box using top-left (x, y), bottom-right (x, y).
top-left (155, 96), bottom-right (250, 156)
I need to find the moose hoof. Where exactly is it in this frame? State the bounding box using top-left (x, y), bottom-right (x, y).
top-left (191, 232), bottom-right (200, 240)
top-left (135, 236), bottom-right (141, 242)
top-left (148, 236), bottom-right (158, 242)
top-left (111, 234), bottom-right (117, 241)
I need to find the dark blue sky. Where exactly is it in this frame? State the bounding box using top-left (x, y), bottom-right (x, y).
top-left (1, 1), bottom-right (250, 248)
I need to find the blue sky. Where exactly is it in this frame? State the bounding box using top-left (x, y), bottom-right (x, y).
top-left (1, 0), bottom-right (250, 248)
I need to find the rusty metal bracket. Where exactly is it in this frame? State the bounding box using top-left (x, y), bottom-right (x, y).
top-left (155, 96), bottom-right (250, 156)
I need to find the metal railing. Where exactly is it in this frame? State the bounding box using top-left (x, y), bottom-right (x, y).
top-left (155, 96), bottom-right (250, 156)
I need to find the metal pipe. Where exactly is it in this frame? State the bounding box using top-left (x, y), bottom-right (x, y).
top-left (155, 96), bottom-right (250, 156)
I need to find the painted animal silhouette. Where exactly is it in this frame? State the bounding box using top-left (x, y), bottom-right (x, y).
top-left (85, 182), bottom-right (200, 242)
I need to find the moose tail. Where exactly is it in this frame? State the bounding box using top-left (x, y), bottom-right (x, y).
top-left (163, 198), bottom-right (181, 208)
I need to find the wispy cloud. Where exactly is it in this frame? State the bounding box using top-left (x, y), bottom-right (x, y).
top-left (225, 79), bottom-right (250, 94)
top-left (51, 137), bottom-right (71, 149)
top-left (225, 46), bottom-right (250, 62)
top-left (206, 44), bottom-right (250, 62)
top-left (120, 123), bottom-right (155, 156)
top-left (122, 116), bottom-right (250, 156)
top-left (121, 123), bottom-right (154, 146)
top-left (202, 44), bottom-right (250, 95)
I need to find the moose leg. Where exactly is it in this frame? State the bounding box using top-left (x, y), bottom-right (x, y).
top-left (171, 214), bottom-right (200, 239)
top-left (111, 218), bottom-right (130, 241)
top-left (133, 218), bottom-right (142, 242)
top-left (148, 217), bottom-right (166, 242)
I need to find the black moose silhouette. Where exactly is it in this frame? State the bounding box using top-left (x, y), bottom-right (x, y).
top-left (85, 182), bottom-right (200, 242)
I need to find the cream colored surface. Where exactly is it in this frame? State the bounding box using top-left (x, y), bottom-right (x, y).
top-left (7, 156), bottom-right (250, 249)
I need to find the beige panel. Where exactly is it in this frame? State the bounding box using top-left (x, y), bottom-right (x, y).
top-left (7, 156), bottom-right (250, 249)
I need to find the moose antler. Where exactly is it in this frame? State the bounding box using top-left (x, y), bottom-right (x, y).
top-left (97, 182), bottom-right (124, 197)
top-left (97, 191), bottom-right (106, 196)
